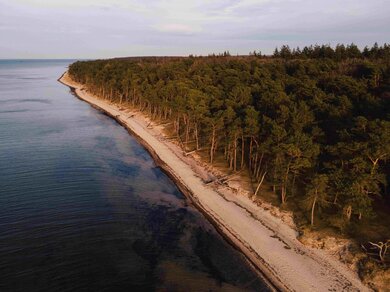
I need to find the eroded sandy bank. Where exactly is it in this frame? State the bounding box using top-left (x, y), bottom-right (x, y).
top-left (59, 71), bottom-right (370, 292)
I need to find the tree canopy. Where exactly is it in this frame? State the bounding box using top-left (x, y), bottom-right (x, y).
top-left (69, 43), bottom-right (390, 233)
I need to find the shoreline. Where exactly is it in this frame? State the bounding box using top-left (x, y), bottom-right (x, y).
top-left (59, 71), bottom-right (370, 292)
top-left (58, 72), bottom-right (281, 292)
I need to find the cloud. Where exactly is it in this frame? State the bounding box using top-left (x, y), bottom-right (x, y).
top-left (0, 0), bottom-right (389, 58)
top-left (153, 23), bottom-right (201, 35)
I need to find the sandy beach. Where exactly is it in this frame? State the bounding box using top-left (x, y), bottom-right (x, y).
top-left (59, 71), bottom-right (370, 292)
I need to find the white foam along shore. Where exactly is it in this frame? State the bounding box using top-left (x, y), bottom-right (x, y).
top-left (59, 71), bottom-right (370, 292)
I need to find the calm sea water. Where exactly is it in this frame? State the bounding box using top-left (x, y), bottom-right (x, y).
top-left (0, 60), bottom-right (269, 292)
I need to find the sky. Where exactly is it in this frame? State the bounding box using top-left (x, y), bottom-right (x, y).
top-left (0, 0), bottom-right (389, 59)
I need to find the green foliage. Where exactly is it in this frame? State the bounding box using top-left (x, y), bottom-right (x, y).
top-left (273, 43), bottom-right (390, 60)
top-left (68, 44), bottom-right (390, 229)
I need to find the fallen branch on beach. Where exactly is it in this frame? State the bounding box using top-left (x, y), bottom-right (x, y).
top-left (223, 172), bottom-right (244, 183)
top-left (158, 122), bottom-right (173, 127)
top-left (206, 170), bottom-right (244, 185)
top-left (184, 149), bottom-right (198, 156)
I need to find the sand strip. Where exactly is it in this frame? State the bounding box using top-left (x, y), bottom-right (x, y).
top-left (59, 72), bottom-right (370, 292)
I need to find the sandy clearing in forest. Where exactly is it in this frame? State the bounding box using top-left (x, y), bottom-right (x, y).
top-left (60, 72), bottom-right (370, 292)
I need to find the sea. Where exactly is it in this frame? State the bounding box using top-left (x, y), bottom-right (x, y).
top-left (0, 60), bottom-right (270, 291)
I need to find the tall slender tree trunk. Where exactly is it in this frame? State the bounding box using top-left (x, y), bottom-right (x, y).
top-left (254, 171), bottom-right (267, 198)
top-left (194, 124), bottom-right (199, 150)
top-left (210, 126), bottom-right (216, 164)
top-left (255, 162), bottom-right (262, 180)
top-left (185, 117), bottom-right (190, 144)
top-left (311, 191), bottom-right (317, 226)
top-left (241, 134), bottom-right (245, 169)
top-left (258, 152), bottom-right (264, 174)
top-left (281, 187), bottom-right (286, 204)
top-left (249, 137), bottom-right (253, 171)
top-left (233, 135), bottom-right (237, 171)
top-left (281, 160), bottom-right (291, 204)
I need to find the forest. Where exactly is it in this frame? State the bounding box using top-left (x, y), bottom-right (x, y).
top-left (68, 43), bottom-right (390, 243)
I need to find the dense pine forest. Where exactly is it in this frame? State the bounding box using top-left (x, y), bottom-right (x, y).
top-left (69, 44), bottom-right (390, 244)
